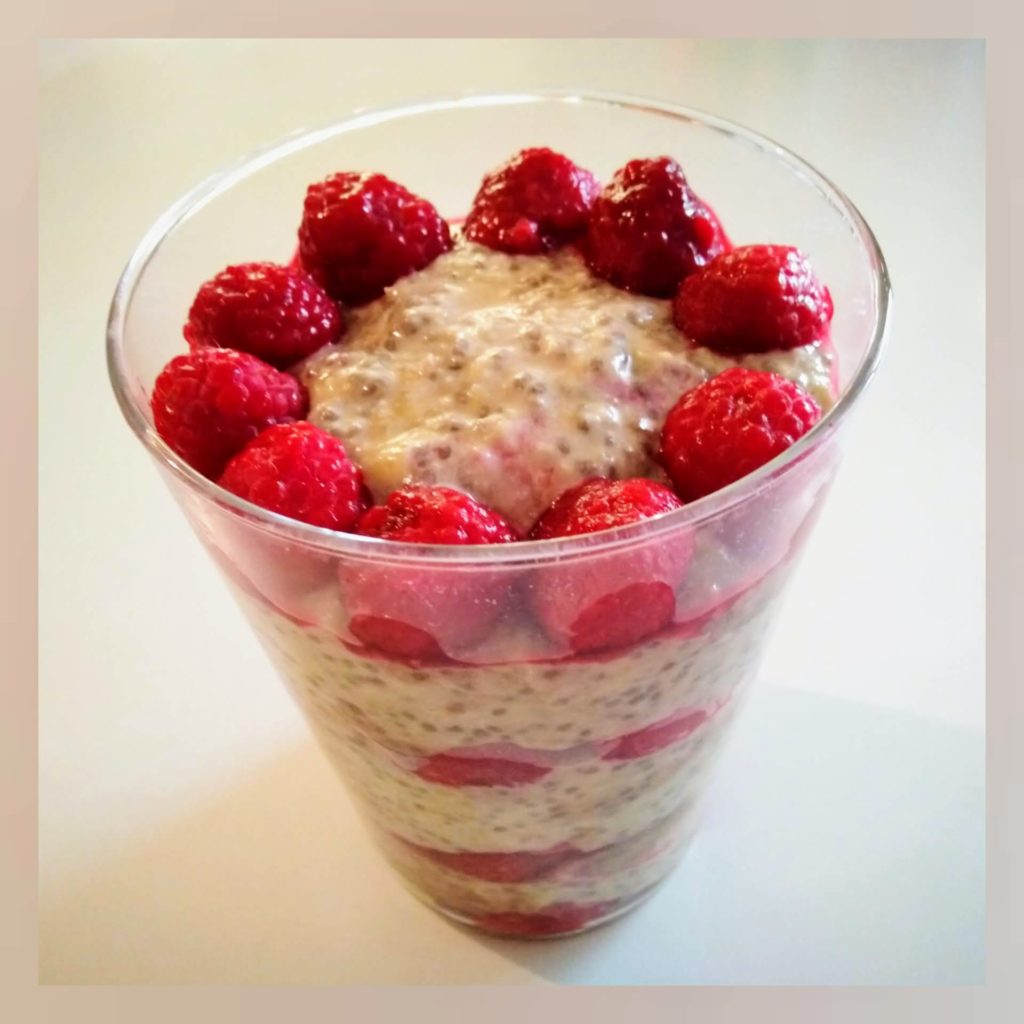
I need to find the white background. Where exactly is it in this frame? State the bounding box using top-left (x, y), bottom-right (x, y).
top-left (38, 39), bottom-right (985, 984)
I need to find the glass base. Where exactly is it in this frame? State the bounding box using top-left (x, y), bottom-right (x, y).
top-left (401, 873), bottom-right (672, 941)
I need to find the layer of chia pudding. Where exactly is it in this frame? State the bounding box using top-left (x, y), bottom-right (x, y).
top-left (225, 535), bottom-right (794, 922)
top-left (372, 801), bottom-right (701, 920)
top-left (196, 230), bottom-right (837, 930)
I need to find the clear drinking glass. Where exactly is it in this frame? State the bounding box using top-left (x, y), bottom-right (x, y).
top-left (107, 92), bottom-right (889, 939)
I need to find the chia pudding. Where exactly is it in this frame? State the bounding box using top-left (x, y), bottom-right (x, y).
top-left (216, 235), bottom-right (835, 934)
top-left (299, 240), bottom-right (834, 533)
top-left (148, 146), bottom-right (843, 938)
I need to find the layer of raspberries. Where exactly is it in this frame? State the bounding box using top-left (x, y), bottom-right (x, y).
top-left (463, 147), bottom-right (600, 254)
top-left (149, 145), bottom-right (834, 660)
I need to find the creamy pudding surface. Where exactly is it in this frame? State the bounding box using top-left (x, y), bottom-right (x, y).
top-left (301, 238), bottom-right (834, 532)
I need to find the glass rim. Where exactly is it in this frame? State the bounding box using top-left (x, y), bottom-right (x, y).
top-left (106, 88), bottom-right (891, 565)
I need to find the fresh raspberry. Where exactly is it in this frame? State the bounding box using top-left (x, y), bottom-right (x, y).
top-left (414, 754), bottom-right (550, 789)
top-left (345, 617), bottom-right (447, 662)
top-left (474, 900), bottom-right (618, 937)
top-left (151, 348), bottom-right (308, 479)
top-left (218, 422), bottom-right (367, 531)
top-left (463, 147), bottom-right (600, 254)
top-left (600, 706), bottom-right (714, 761)
top-left (530, 476), bottom-right (682, 541)
top-left (658, 367), bottom-right (822, 502)
top-left (184, 262), bottom-right (342, 369)
top-left (343, 486), bottom-right (521, 660)
top-left (405, 840), bottom-right (577, 882)
top-left (201, 523), bottom-right (339, 627)
top-left (357, 485), bottom-right (519, 545)
top-left (297, 172), bottom-right (452, 306)
top-left (670, 525), bottom-right (779, 630)
top-left (673, 244), bottom-right (834, 354)
top-left (528, 478), bottom-right (693, 654)
top-left (582, 157), bottom-right (731, 297)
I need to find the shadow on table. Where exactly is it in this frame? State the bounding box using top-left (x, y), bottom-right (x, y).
top-left (440, 686), bottom-right (986, 985)
top-left (39, 687), bottom-right (985, 985)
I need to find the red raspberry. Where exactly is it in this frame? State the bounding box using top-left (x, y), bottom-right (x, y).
top-left (673, 244), bottom-right (834, 354)
top-left (405, 839), bottom-right (577, 882)
top-left (151, 348), bottom-right (308, 479)
top-left (474, 900), bottom-right (618, 936)
top-left (414, 755), bottom-right (550, 789)
top-left (200, 521), bottom-right (340, 628)
top-left (218, 422), bottom-right (368, 531)
top-left (530, 476), bottom-right (682, 541)
top-left (600, 706), bottom-right (714, 761)
top-left (582, 157), bottom-right (731, 297)
top-left (528, 478), bottom-right (694, 654)
top-left (298, 172), bottom-right (452, 306)
top-left (463, 147), bottom-right (600, 254)
top-left (344, 486), bottom-right (521, 660)
top-left (357, 485), bottom-right (519, 545)
top-left (658, 367), bottom-right (822, 502)
top-left (184, 262), bottom-right (342, 369)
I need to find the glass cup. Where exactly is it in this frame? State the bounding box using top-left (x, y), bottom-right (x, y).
top-left (107, 92), bottom-right (889, 939)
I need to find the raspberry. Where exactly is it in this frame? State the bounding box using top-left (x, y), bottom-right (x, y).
top-left (218, 422), bottom-right (367, 531)
top-left (202, 524), bottom-right (339, 627)
top-left (343, 486), bottom-right (521, 660)
top-left (345, 617), bottom-right (446, 662)
top-left (600, 706), bottom-right (713, 761)
top-left (474, 900), bottom-right (617, 936)
top-left (414, 755), bottom-right (550, 789)
top-left (184, 262), bottom-right (342, 369)
top-left (530, 476), bottom-right (682, 541)
top-left (528, 478), bottom-right (693, 654)
top-left (357, 485), bottom-right (519, 545)
top-left (405, 840), bottom-right (577, 882)
top-left (151, 348), bottom-right (308, 479)
top-left (582, 157), bottom-right (730, 297)
top-left (673, 244), bottom-right (834, 354)
top-left (298, 172), bottom-right (452, 306)
top-left (658, 367), bottom-right (822, 501)
top-left (463, 147), bottom-right (600, 254)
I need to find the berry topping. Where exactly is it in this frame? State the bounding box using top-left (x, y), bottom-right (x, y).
top-left (463, 147), bottom-right (600, 254)
top-left (582, 157), bottom-right (731, 297)
top-left (658, 367), bottom-right (822, 502)
top-left (218, 421), bottom-right (368, 531)
top-left (298, 172), bottom-right (452, 306)
top-left (151, 348), bottom-right (308, 479)
top-left (414, 754), bottom-right (551, 789)
top-left (343, 485), bottom-right (521, 660)
top-left (673, 244), bottom-right (834, 354)
top-left (184, 262), bottom-right (342, 369)
top-left (530, 476), bottom-right (683, 541)
top-left (357, 485), bottom-right (520, 545)
top-left (528, 478), bottom-right (694, 654)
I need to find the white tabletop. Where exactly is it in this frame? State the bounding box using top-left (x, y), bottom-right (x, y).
top-left (38, 39), bottom-right (985, 985)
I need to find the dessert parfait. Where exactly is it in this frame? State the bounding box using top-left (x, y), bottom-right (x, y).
top-left (144, 144), bottom-right (842, 938)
